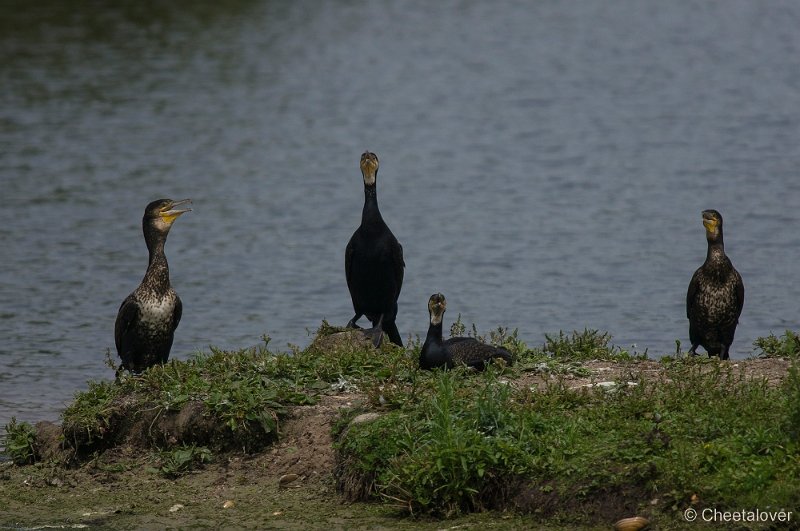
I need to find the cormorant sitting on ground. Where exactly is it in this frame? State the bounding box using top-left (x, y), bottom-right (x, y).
top-left (420, 293), bottom-right (513, 370)
top-left (686, 209), bottom-right (744, 360)
top-left (345, 151), bottom-right (405, 347)
top-left (115, 198), bottom-right (191, 373)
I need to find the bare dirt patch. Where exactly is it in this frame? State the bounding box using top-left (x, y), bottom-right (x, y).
top-left (255, 393), bottom-right (365, 483)
top-left (514, 357), bottom-right (791, 392)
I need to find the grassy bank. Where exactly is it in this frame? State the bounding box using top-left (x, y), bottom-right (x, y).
top-left (2, 326), bottom-right (799, 529)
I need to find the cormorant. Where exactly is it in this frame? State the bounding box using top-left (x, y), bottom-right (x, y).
top-left (420, 293), bottom-right (513, 370)
top-left (345, 151), bottom-right (405, 346)
top-left (115, 198), bottom-right (191, 373)
top-left (686, 209), bottom-right (744, 360)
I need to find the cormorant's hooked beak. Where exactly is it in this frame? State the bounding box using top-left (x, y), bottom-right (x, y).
top-left (360, 151), bottom-right (379, 186)
top-left (160, 199), bottom-right (192, 224)
top-left (702, 211), bottom-right (718, 234)
top-left (428, 293), bottom-right (447, 324)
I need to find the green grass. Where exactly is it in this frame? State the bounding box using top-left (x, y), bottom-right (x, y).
top-left (384, 369), bottom-right (527, 515)
top-left (53, 323), bottom-right (422, 457)
top-left (336, 347), bottom-right (800, 524)
top-left (507, 328), bottom-right (646, 378)
top-left (537, 328), bottom-right (646, 361)
top-left (5, 325), bottom-right (799, 528)
top-left (753, 330), bottom-right (800, 359)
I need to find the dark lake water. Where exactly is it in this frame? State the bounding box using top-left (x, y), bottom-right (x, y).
top-left (2, 0), bottom-right (799, 426)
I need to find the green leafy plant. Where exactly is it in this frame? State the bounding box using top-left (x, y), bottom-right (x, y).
top-left (784, 360), bottom-right (800, 441)
top-left (753, 330), bottom-right (800, 358)
top-left (541, 329), bottom-right (644, 361)
top-left (4, 417), bottom-right (37, 465)
top-left (449, 314), bottom-right (467, 338)
top-left (157, 444), bottom-right (212, 477)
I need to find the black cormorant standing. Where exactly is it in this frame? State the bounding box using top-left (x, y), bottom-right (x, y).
top-left (420, 293), bottom-right (513, 370)
top-left (686, 209), bottom-right (744, 360)
top-left (345, 151), bottom-right (405, 346)
top-left (115, 198), bottom-right (191, 373)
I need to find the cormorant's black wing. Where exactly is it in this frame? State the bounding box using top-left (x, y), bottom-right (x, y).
top-left (734, 270), bottom-right (745, 321)
top-left (345, 236), bottom-right (355, 294)
top-left (686, 269), bottom-right (700, 319)
top-left (448, 338), bottom-right (513, 369)
top-left (392, 240), bottom-right (405, 297)
top-left (443, 336), bottom-right (473, 345)
top-left (172, 296), bottom-right (183, 332)
top-left (115, 298), bottom-right (139, 356)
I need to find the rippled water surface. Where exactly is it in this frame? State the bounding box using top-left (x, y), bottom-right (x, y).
top-left (2, 0), bottom-right (800, 425)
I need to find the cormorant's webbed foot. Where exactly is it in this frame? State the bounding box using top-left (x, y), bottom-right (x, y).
top-left (363, 326), bottom-right (384, 348)
top-left (365, 314), bottom-right (385, 348)
top-left (346, 314), bottom-right (363, 329)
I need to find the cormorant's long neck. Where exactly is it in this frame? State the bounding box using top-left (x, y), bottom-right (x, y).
top-left (705, 231), bottom-right (725, 264)
top-left (143, 228), bottom-right (171, 293)
top-left (425, 318), bottom-right (444, 346)
top-left (704, 230), bottom-right (731, 282)
top-left (421, 315), bottom-right (449, 369)
top-left (361, 185), bottom-right (384, 226)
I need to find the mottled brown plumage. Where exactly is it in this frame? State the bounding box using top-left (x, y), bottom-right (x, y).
top-left (115, 198), bottom-right (191, 373)
top-left (686, 209), bottom-right (744, 360)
